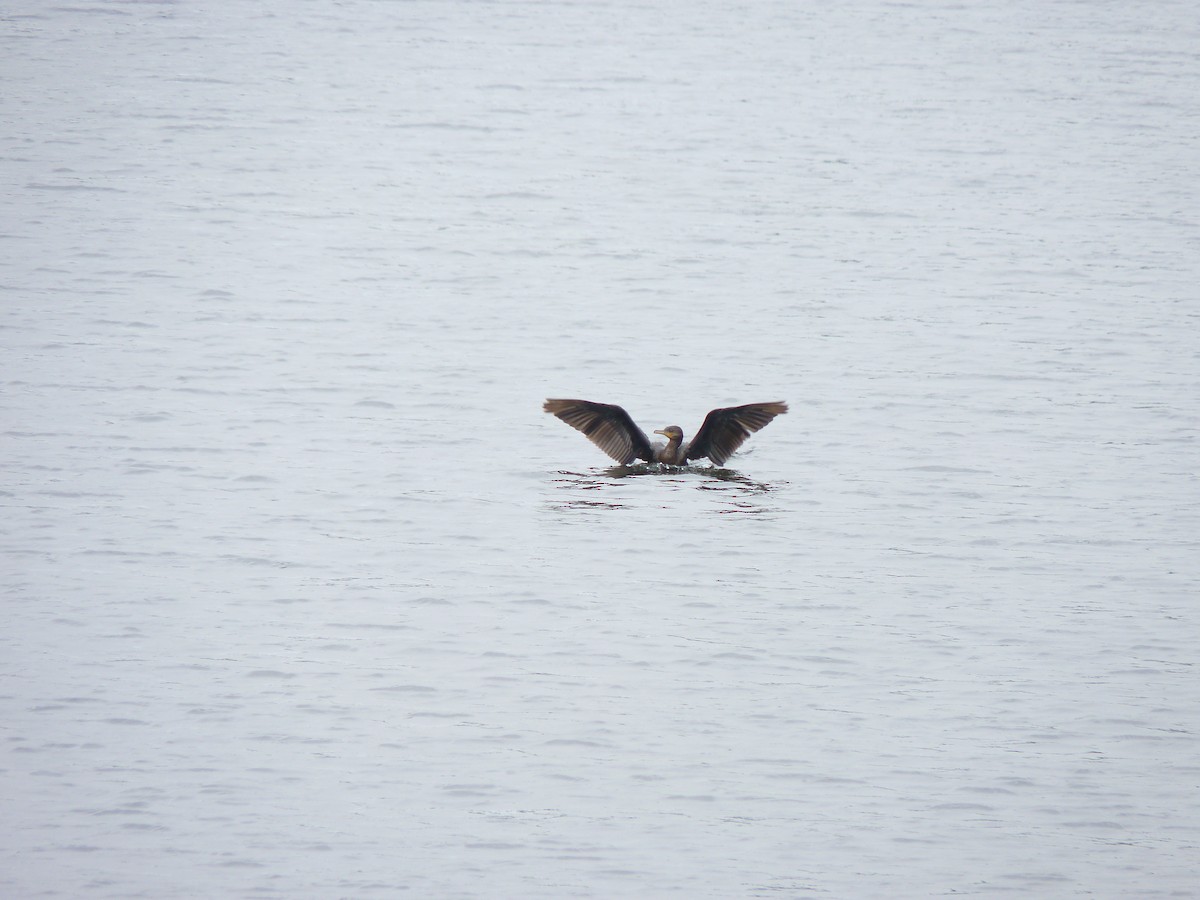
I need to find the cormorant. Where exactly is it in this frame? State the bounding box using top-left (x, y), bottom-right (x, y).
top-left (544, 399), bottom-right (787, 466)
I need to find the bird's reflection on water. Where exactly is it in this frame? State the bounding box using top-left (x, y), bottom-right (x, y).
top-left (550, 463), bottom-right (782, 515)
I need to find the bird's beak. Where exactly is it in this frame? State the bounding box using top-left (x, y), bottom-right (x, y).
top-left (653, 429), bottom-right (668, 437)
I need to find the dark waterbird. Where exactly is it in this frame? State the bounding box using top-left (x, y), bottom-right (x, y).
top-left (544, 399), bottom-right (788, 466)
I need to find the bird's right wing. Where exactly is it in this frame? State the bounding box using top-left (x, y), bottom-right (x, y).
top-left (543, 399), bottom-right (655, 465)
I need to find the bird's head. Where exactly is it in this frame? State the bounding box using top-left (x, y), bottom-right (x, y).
top-left (653, 425), bottom-right (684, 443)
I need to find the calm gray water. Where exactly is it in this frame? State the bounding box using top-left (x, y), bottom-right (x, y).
top-left (3, 1), bottom-right (1198, 897)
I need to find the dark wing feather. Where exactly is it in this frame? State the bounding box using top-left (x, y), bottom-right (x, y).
top-left (686, 401), bottom-right (788, 465)
top-left (544, 399), bottom-right (655, 465)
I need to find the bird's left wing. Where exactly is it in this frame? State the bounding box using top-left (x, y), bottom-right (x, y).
top-left (543, 399), bottom-right (655, 465)
top-left (686, 401), bottom-right (788, 466)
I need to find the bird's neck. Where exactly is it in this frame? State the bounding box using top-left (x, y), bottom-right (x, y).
top-left (659, 437), bottom-right (685, 465)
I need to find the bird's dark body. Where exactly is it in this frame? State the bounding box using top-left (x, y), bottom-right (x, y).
top-left (543, 399), bottom-right (787, 467)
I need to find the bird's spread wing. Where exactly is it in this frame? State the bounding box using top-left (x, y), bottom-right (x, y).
top-left (686, 401), bottom-right (788, 465)
top-left (544, 399), bottom-right (655, 465)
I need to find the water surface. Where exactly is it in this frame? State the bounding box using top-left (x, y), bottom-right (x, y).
top-left (2, 1), bottom-right (1198, 897)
